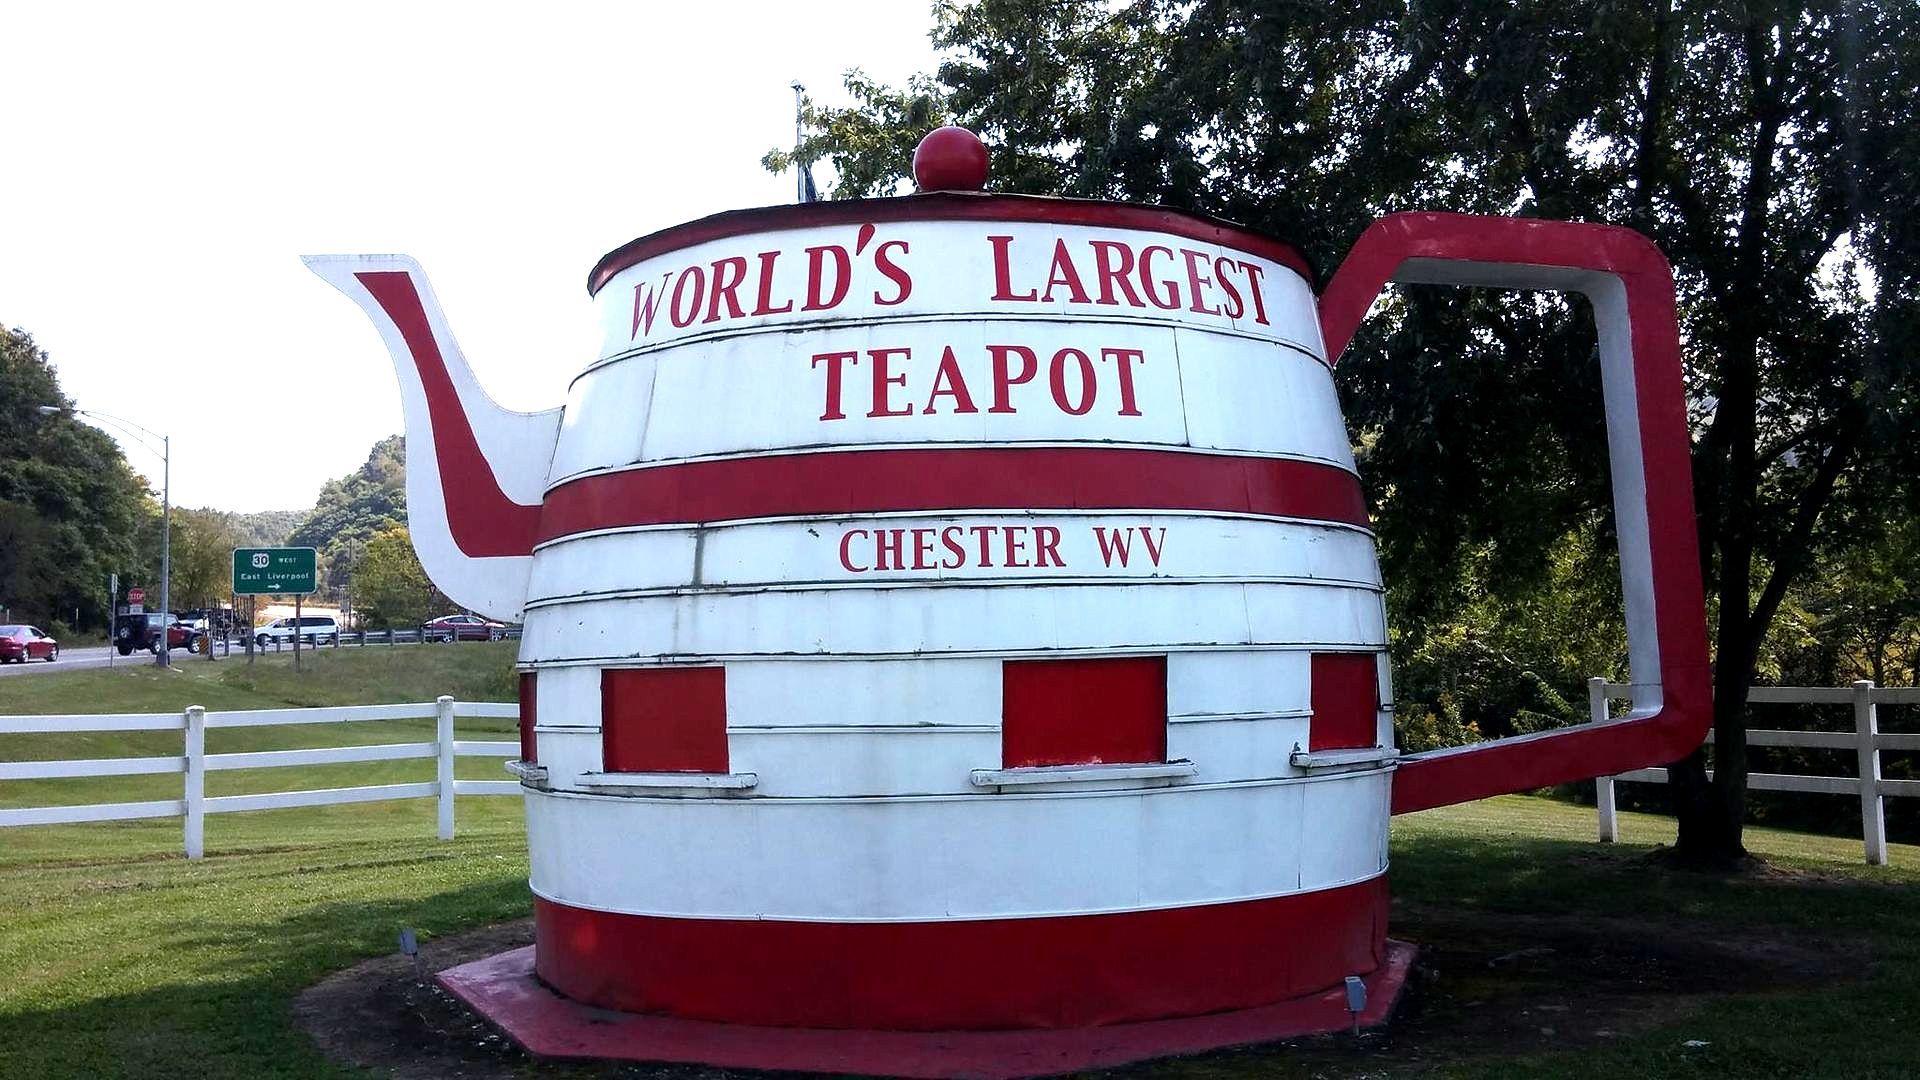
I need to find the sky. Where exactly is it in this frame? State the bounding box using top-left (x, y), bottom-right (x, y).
top-left (2, 1), bottom-right (943, 510)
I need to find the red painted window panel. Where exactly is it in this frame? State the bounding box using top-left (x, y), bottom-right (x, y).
top-left (518, 672), bottom-right (538, 764)
top-left (1001, 656), bottom-right (1167, 768)
top-left (1309, 653), bottom-right (1379, 751)
top-left (602, 667), bottom-right (729, 773)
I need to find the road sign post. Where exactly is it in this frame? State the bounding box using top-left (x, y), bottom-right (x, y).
top-left (233, 548), bottom-right (318, 672)
top-left (231, 548), bottom-right (318, 596)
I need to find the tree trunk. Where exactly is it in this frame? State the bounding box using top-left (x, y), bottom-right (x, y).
top-left (1664, 9), bottom-right (1794, 867)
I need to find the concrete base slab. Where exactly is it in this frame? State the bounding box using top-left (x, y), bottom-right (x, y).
top-left (437, 939), bottom-right (1417, 1079)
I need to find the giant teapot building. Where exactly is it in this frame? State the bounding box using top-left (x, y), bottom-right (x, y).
top-left (310, 129), bottom-right (1711, 1077)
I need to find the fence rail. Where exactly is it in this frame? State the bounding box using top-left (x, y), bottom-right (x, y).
top-left (0, 696), bottom-right (522, 857)
top-left (1594, 678), bottom-right (1918, 866)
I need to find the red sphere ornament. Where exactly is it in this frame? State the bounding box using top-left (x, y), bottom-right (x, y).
top-left (912, 126), bottom-right (990, 192)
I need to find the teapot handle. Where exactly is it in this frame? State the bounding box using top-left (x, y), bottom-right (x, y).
top-left (1317, 212), bottom-right (1713, 815)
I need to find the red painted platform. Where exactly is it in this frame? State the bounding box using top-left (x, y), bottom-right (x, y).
top-left (437, 939), bottom-right (1416, 1079)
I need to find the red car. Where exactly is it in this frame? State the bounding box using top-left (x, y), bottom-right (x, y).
top-left (0, 625), bottom-right (58, 663)
top-left (420, 614), bottom-right (510, 642)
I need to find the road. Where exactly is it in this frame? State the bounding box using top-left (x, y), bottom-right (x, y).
top-left (0, 638), bottom-right (410, 677)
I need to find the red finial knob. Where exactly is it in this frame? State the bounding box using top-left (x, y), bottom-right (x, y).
top-left (912, 126), bottom-right (989, 192)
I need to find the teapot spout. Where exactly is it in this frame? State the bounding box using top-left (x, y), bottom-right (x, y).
top-left (303, 255), bottom-right (558, 622)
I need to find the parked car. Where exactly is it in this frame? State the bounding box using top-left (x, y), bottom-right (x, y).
top-left (254, 615), bottom-right (339, 647)
top-left (0, 625), bottom-right (57, 663)
top-left (114, 612), bottom-right (178, 655)
top-left (420, 614), bottom-right (510, 642)
top-left (178, 608), bottom-right (243, 636)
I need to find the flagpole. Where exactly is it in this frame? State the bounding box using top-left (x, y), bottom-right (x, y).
top-left (791, 81), bottom-right (806, 203)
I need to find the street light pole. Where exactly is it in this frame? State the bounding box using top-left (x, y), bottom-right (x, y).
top-left (159, 433), bottom-right (171, 669)
top-left (38, 405), bottom-right (172, 668)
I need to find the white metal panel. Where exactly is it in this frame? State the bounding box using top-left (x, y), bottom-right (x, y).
top-left (527, 515), bottom-right (1380, 599)
top-left (728, 729), bottom-right (998, 797)
top-left (518, 581), bottom-right (1387, 662)
top-left (593, 220), bottom-right (1321, 363)
top-left (525, 771), bottom-right (1389, 921)
top-left (1296, 770), bottom-right (1394, 885)
top-left (526, 528), bottom-right (697, 600)
top-left (726, 657), bottom-right (1002, 729)
top-left (1245, 586), bottom-right (1382, 650)
top-left (547, 356), bottom-right (654, 487)
top-left (1172, 329), bottom-right (1356, 469)
top-left (1166, 715), bottom-right (1311, 783)
top-left (1137, 780), bottom-right (1302, 903)
top-left (1168, 651), bottom-right (1312, 718)
top-left (524, 663), bottom-right (600, 728)
top-left (633, 321), bottom-right (1199, 464)
top-left (531, 729), bottom-right (604, 790)
top-left (555, 330), bottom-right (1355, 483)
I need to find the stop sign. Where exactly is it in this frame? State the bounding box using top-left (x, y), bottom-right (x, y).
top-left (127, 587), bottom-right (145, 604)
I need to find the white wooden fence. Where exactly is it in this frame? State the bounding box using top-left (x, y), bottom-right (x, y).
top-left (0, 696), bottom-right (521, 858)
top-left (1594, 678), bottom-right (1920, 865)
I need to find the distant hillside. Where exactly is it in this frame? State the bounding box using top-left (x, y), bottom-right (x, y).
top-left (229, 509), bottom-right (305, 548)
top-left (286, 435), bottom-right (406, 595)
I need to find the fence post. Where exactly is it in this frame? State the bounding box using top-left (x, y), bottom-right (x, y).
top-left (184, 705), bottom-right (205, 860)
top-left (1590, 677), bottom-right (1618, 843)
top-left (1854, 679), bottom-right (1887, 866)
top-left (436, 695), bottom-right (456, 841)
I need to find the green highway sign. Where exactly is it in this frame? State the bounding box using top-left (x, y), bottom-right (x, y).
top-left (232, 547), bottom-right (318, 595)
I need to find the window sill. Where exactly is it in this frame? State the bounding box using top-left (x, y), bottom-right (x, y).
top-left (578, 770), bottom-right (759, 795)
top-left (969, 759), bottom-right (1198, 791)
top-left (1288, 746), bottom-right (1399, 773)
top-left (504, 760), bottom-right (549, 787)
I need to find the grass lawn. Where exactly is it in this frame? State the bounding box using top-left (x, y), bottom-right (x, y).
top-left (4, 657), bottom-right (1919, 1077)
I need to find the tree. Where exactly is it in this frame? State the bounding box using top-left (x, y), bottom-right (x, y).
top-left (777, 0), bottom-right (1919, 864)
top-left (0, 324), bottom-right (159, 630)
top-left (168, 509), bottom-right (243, 610)
top-left (351, 526), bottom-right (451, 628)
top-left (287, 435), bottom-right (407, 605)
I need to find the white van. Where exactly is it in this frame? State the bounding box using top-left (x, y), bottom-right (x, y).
top-left (254, 615), bottom-right (339, 647)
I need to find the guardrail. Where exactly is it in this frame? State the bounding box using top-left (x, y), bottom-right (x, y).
top-left (245, 627), bottom-right (523, 650)
top-left (1593, 678), bottom-right (1920, 865)
top-left (0, 696), bottom-right (522, 858)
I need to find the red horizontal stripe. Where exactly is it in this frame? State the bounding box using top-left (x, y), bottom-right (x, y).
top-left (534, 877), bottom-right (1386, 1030)
top-left (537, 448), bottom-right (1368, 543)
top-left (445, 938), bottom-right (1415, 1077)
top-left (587, 193), bottom-right (1315, 297)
